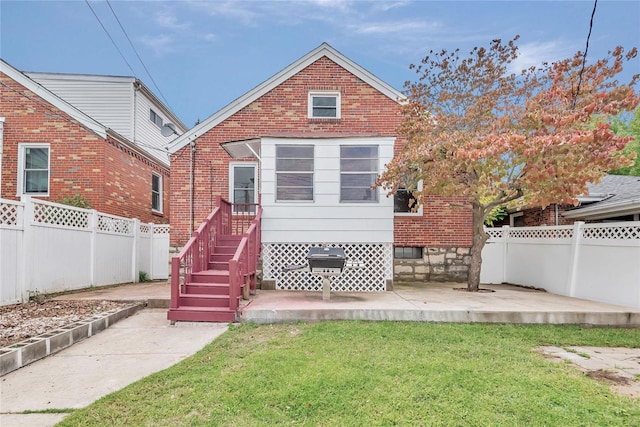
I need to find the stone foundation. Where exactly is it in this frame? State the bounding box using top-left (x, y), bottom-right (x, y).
top-left (394, 247), bottom-right (471, 283)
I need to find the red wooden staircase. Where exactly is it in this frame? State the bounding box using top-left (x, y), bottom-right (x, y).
top-left (168, 198), bottom-right (261, 323)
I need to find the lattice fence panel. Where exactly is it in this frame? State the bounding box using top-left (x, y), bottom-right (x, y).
top-left (97, 214), bottom-right (132, 235)
top-left (263, 243), bottom-right (392, 292)
top-left (139, 223), bottom-right (151, 234)
top-left (582, 224), bottom-right (640, 240)
top-left (0, 201), bottom-right (19, 226)
top-left (485, 228), bottom-right (504, 240)
top-left (33, 201), bottom-right (88, 229)
top-left (153, 225), bottom-right (171, 235)
top-left (509, 227), bottom-right (573, 240)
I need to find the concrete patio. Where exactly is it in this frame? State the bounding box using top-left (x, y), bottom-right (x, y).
top-left (57, 280), bottom-right (640, 326)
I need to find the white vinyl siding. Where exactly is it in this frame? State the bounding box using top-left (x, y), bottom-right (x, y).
top-left (261, 137), bottom-right (394, 244)
top-left (18, 143), bottom-right (50, 196)
top-left (26, 74), bottom-right (134, 140)
top-left (134, 92), bottom-right (171, 165)
top-left (275, 145), bottom-right (314, 201)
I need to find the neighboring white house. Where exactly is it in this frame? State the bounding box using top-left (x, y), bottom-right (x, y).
top-left (25, 71), bottom-right (187, 165)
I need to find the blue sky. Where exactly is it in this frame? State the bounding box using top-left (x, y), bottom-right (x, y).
top-left (2, 1), bottom-right (639, 128)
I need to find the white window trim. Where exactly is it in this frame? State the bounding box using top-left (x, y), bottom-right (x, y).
top-left (229, 162), bottom-right (258, 208)
top-left (17, 143), bottom-right (50, 197)
top-left (151, 172), bottom-right (163, 213)
top-left (339, 145), bottom-right (379, 204)
top-left (275, 145), bottom-right (314, 203)
top-left (510, 211), bottom-right (524, 227)
top-left (394, 181), bottom-right (424, 216)
top-left (308, 91), bottom-right (341, 119)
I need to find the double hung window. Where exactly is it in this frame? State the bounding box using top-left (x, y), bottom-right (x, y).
top-left (340, 145), bottom-right (378, 202)
top-left (18, 144), bottom-right (50, 195)
top-left (276, 145), bottom-right (314, 201)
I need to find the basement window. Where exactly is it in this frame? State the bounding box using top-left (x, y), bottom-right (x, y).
top-left (394, 247), bottom-right (423, 259)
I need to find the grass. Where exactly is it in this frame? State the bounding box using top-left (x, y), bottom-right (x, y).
top-left (58, 322), bottom-right (640, 426)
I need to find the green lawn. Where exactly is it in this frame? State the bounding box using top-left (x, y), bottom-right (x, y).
top-left (58, 322), bottom-right (639, 426)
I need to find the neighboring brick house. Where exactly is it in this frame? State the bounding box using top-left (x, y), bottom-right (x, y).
top-left (167, 43), bottom-right (472, 290)
top-left (0, 59), bottom-right (186, 223)
top-left (497, 175), bottom-right (640, 227)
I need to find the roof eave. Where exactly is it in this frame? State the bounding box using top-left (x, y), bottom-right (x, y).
top-left (562, 199), bottom-right (640, 220)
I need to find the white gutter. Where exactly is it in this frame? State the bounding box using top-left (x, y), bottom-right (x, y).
top-left (0, 117), bottom-right (4, 197)
top-left (562, 198), bottom-right (640, 220)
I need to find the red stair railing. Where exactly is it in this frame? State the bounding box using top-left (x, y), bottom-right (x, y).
top-left (170, 197), bottom-right (261, 313)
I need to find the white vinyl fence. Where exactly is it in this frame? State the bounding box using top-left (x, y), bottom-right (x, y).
top-left (481, 222), bottom-right (640, 309)
top-left (0, 197), bottom-right (169, 305)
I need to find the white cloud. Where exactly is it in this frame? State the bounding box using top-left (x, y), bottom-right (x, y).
top-left (155, 10), bottom-right (191, 32)
top-left (352, 19), bottom-right (441, 35)
top-left (509, 40), bottom-right (573, 73)
top-left (138, 34), bottom-right (175, 56)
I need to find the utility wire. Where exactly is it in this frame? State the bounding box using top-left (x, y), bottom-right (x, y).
top-left (573, 0), bottom-right (598, 108)
top-left (84, 0), bottom-right (137, 77)
top-left (105, 0), bottom-right (173, 110)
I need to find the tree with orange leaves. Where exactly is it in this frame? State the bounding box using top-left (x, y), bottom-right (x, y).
top-left (378, 36), bottom-right (639, 292)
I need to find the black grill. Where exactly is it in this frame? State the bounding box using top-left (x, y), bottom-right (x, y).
top-left (306, 247), bottom-right (346, 274)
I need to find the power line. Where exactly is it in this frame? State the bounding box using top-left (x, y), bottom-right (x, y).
top-left (105, 0), bottom-right (173, 111)
top-left (84, 0), bottom-right (137, 77)
top-left (573, 0), bottom-right (598, 108)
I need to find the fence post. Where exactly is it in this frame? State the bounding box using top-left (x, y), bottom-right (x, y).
top-left (18, 196), bottom-right (32, 301)
top-left (89, 209), bottom-right (97, 286)
top-left (566, 221), bottom-right (584, 297)
top-left (132, 219), bottom-right (140, 283)
top-left (148, 223), bottom-right (155, 280)
top-left (501, 226), bottom-right (509, 283)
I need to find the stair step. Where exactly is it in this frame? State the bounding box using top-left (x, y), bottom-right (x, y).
top-left (184, 283), bottom-right (230, 295)
top-left (191, 270), bottom-right (230, 284)
top-left (214, 246), bottom-right (238, 255)
top-left (211, 253), bottom-right (233, 262)
top-left (208, 261), bottom-right (230, 271)
top-left (178, 293), bottom-right (230, 307)
top-left (217, 234), bottom-right (243, 243)
top-left (167, 306), bottom-right (236, 323)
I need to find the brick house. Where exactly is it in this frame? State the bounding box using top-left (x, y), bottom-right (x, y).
top-left (0, 59), bottom-right (186, 223)
top-left (497, 175), bottom-right (640, 227)
top-left (167, 43), bottom-right (472, 291)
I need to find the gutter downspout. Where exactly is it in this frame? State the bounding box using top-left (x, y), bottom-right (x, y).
top-left (0, 117), bottom-right (5, 197)
top-left (190, 139), bottom-right (196, 233)
top-left (555, 204), bottom-right (559, 226)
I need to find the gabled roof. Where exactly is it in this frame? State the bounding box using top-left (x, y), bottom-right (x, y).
top-left (167, 43), bottom-right (405, 154)
top-left (563, 175), bottom-right (640, 219)
top-left (0, 59), bottom-right (106, 138)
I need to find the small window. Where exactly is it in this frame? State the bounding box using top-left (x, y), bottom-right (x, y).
top-left (149, 109), bottom-right (163, 128)
top-left (394, 188), bottom-right (418, 213)
top-left (394, 247), bottom-right (423, 259)
top-left (230, 163), bottom-right (257, 213)
top-left (510, 212), bottom-right (524, 227)
top-left (18, 144), bottom-right (50, 196)
top-left (308, 91), bottom-right (340, 119)
top-left (276, 145), bottom-right (314, 201)
top-left (340, 145), bottom-right (378, 202)
top-left (152, 172), bottom-right (162, 212)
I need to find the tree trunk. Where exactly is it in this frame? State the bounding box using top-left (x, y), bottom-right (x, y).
top-left (467, 203), bottom-right (489, 292)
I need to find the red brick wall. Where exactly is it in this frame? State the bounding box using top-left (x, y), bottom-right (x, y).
top-left (1, 72), bottom-right (169, 224)
top-left (169, 56), bottom-right (472, 247)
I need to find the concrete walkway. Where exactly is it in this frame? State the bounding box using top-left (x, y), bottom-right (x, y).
top-left (3, 280), bottom-right (636, 426)
top-left (0, 309), bottom-right (227, 427)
